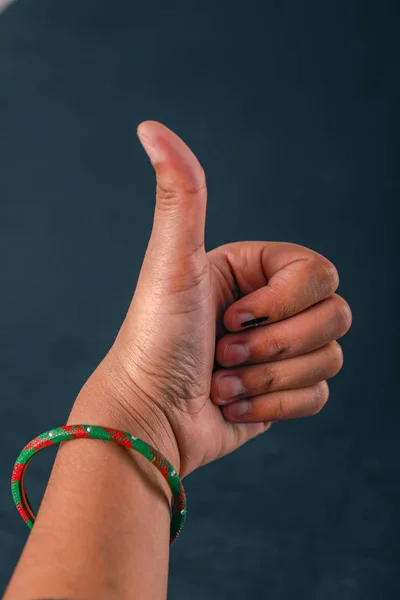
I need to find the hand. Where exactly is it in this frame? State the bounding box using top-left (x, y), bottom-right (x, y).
top-left (92, 121), bottom-right (352, 478)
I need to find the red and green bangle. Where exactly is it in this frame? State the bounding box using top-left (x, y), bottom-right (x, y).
top-left (11, 424), bottom-right (186, 544)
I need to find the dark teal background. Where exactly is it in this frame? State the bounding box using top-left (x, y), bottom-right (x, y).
top-left (0, 1), bottom-right (398, 597)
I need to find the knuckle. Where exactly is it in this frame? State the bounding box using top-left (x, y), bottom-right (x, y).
top-left (326, 341), bottom-right (344, 376)
top-left (323, 260), bottom-right (340, 293)
top-left (187, 180), bottom-right (207, 196)
top-left (310, 381), bottom-right (330, 415)
top-left (269, 333), bottom-right (291, 358)
top-left (156, 178), bottom-right (207, 206)
top-left (334, 296), bottom-right (353, 336)
top-left (260, 365), bottom-right (275, 392)
top-left (305, 258), bottom-right (338, 300)
top-left (156, 181), bottom-right (181, 205)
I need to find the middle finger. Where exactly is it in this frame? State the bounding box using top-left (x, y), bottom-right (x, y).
top-left (216, 293), bottom-right (352, 367)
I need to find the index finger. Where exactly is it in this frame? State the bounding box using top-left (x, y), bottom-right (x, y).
top-left (221, 242), bottom-right (340, 331)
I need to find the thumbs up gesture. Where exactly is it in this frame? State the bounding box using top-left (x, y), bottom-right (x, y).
top-left (84, 121), bottom-right (352, 478)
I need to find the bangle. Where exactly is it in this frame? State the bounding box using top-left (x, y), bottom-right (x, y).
top-left (11, 424), bottom-right (186, 544)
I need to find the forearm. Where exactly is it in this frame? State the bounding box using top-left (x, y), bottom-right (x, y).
top-left (4, 357), bottom-right (181, 600)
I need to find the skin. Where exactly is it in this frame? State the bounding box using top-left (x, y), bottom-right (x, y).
top-left (4, 121), bottom-right (352, 600)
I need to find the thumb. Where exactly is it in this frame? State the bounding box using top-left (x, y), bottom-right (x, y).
top-left (137, 121), bottom-right (208, 262)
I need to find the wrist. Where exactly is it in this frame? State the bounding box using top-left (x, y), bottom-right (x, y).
top-left (69, 353), bottom-right (181, 478)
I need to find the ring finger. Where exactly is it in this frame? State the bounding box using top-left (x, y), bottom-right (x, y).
top-left (211, 341), bottom-right (342, 406)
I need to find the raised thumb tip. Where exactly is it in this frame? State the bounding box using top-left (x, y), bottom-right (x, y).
top-left (136, 120), bottom-right (206, 199)
top-left (136, 120), bottom-right (208, 256)
top-left (137, 121), bottom-right (165, 165)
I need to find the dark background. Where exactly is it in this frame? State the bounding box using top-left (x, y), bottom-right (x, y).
top-left (0, 0), bottom-right (398, 598)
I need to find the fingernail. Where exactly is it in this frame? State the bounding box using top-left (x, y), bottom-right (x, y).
top-left (240, 315), bottom-right (269, 328)
top-left (218, 376), bottom-right (245, 401)
top-left (223, 343), bottom-right (249, 366)
top-left (137, 124), bottom-right (164, 164)
top-left (233, 312), bottom-right (255, 328)
top-left (230, 399), bottom-right (249, 417)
